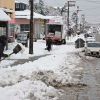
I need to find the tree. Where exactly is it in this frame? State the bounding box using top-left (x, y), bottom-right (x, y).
top-left (71, 12), bottom-right (78, 24)
top-left (38, 0), bottom-right (45, 15)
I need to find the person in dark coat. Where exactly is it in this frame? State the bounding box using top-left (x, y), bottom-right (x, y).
top-left (0, 35), bottom-right (8, 60)
top-left (46, 37), bottom-right (52, 51)
top-left (67, 28), bottom-right (73, 40)
top-left (67, 29), bottom-right (72, 37)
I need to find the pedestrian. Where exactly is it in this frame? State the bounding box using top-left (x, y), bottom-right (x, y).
top-left (46, 37), bottom-right (52, 51)
top-left (67, 28), bottom-right (72, 40)
top-left (0, 35), bottom-right (8, 60)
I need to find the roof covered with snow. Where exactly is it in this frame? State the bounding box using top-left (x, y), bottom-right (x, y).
top-left (15, 10), bottom-right (56, 20)
top-left (16, 10), bottom-right (45, 19)
top-left (15, 0), bottom-right (29, 5)
top-left (0, 9), bottom-right (11, 21)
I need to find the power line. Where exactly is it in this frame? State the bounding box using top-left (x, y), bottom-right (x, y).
top-left (77, 0), bottom-right (100, 4)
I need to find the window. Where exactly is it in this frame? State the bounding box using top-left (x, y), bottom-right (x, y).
top-left (20, 24), bottom-right (30, 31)
top-left (16, 3), bottom-right (19, 9)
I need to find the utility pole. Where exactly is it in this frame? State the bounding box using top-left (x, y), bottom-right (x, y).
top-left (67, 1), bottom-right (70, 30)
top-left (75, 6), bottom-right (82, 34)
top-left (29, 0), bottom-right (34, 54)
top-left (6, 22), bottom-right (9, 50)
top-left (67, 1), bottom-right (76, 30)
top-left (81, 14), bottom-right (85, 33)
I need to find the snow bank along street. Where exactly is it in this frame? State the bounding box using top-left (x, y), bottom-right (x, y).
top-left (0, 39), bottom-right (84, 100)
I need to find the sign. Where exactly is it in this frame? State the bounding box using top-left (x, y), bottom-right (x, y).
top-left (48, 17), bottom-right (63, 25)
top-left (68, 1), bottom-right (76, 7)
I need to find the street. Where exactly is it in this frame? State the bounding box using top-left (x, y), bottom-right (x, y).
top-left (58, 53), bottom-right (100, 100)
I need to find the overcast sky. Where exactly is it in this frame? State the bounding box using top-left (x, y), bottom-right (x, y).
top-left (43, 0), bottom-right (100, 24)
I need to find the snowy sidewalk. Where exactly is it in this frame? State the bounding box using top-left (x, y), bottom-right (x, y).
top-left (9, 54), bottom-right (50, 67)
top-left (0, 39), bottom-right (84, 100)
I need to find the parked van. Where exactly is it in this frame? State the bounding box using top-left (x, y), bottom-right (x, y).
top-left (45, 16), bottom-right (66, 44)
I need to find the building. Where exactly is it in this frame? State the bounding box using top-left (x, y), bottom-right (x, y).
top-left (15, 1), bottom-right (55, 40)
top-left (15, 10), bottom-right (46, 39)
top-left (15, 0), bottom-right (29, 11)
top-left (15, 0), bottom-right (46, 39)
top-left (0, 0), bottom-right (15, 42)
top-left (0, 0), bottom-right (15, 18)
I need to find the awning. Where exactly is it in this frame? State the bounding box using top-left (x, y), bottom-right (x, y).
top-left (0, 9), bottom-right (11, 21)
top-left (9, 19), bottom-right (16, 24)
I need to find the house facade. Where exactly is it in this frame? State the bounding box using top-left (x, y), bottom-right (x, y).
top-left (15, 9), bottom-right (47, 39)
top-left (0, 0), bottom-right (15, 42)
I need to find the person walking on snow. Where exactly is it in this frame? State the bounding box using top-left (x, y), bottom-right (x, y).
top-left (46, 37), bottom-right (52, 51)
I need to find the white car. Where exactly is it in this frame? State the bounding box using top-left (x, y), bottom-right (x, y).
top-left (84, 33), bottom-right (95, 42)
top-left (86, 37), bottom-right (95, 42)
top-left (85, 42), bottom-right (100, 57)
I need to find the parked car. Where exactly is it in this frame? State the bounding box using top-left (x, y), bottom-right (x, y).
top-left (45, 33), bottom-right (62, 45)
top-left (86, 37), bottom-right (95, 42)
top-left (84, 33), bottom-right (95, 42)
top-left (17, 31), bottom-right (28, 47)
top-left (85, 42), bottom-right (100, 57)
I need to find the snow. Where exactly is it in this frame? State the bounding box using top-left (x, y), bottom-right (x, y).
top-left (0, 9), bottom-right (11, 21)
top-left (0, 80), bottom-right (59, 100)
top-left (16, 10), bottom-right (46, 19)
top-left (15, 10), bottom-right (58, 20)
top-left (15, 0), bottom-right (29, 4)
top-left (0, 36), bottom-right (84, 100)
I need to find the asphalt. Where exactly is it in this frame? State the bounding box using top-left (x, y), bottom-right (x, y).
top-left (58, 53), bottom-right (100, 100)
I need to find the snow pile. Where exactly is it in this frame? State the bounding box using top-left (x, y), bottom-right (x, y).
top-left (0, 69), bottom-right (21, 87)
top-left (0, 80), bottom-right (61, 100)
top-left (0, 60), bottom-right (16, 68)
top-left (0, 46), bottom-right (82, 88)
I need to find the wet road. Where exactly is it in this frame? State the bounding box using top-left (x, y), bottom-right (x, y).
top-left (58, 53), bottom-right (100, 100)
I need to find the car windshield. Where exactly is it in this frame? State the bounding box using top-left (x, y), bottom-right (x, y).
top-left (87, 43), bottom-right (100, 47)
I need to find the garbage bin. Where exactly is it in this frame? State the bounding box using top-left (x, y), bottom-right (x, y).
top-left (75, 38), bottom-right (85, 48)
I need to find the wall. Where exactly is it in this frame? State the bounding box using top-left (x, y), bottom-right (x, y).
top-left (15, 18), bottom-right (45, 39)
top-left (0, 0), bottom-right (15, 18)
